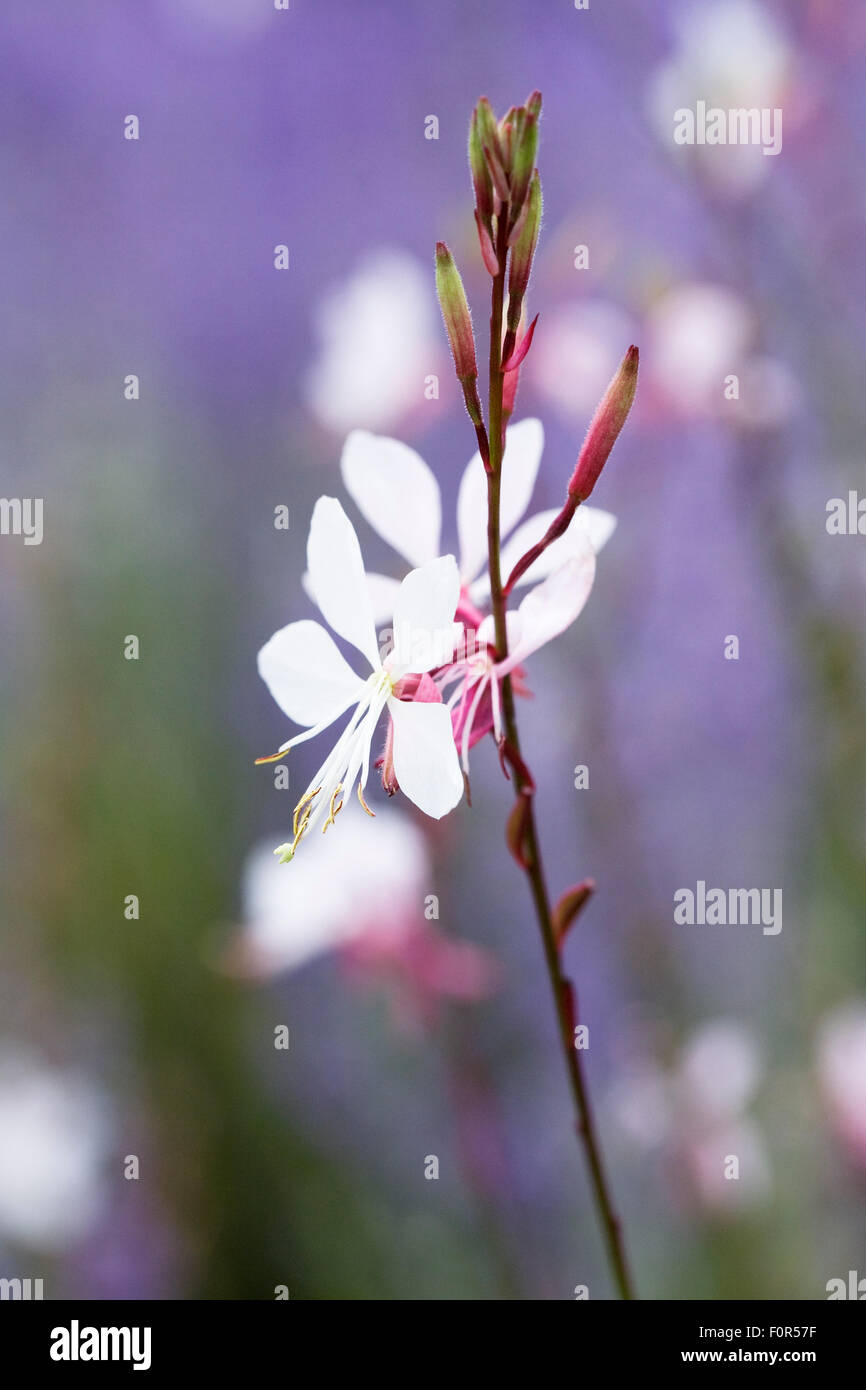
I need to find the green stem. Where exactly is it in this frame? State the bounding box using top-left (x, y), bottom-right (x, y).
top-left (485, 212), bottom-right (635, 1301)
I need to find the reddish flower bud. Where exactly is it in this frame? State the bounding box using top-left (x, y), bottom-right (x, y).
top-left (502, 312), bottom-right (538, 372)
top-left (474, 209), bottom-right (499, 276)
top-left (483, 140), bottom-right (510, 204)
top-left (568, 346), bottom-right (639, 501)
top-left (435, 242), bottom-right (477, 383)
top-left (475, 97), bottom-right (504, 172)
top-left (502, 357), bottom-right (520, 418)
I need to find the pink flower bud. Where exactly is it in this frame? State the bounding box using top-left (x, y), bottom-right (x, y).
top-left (568, 345), bottom-right (639, 501)
top-left (483, 140), bottom-right (510, 204)
top-left (474, 210), bottom-right (499, 276)
top-left (502, 357), bottom-right (520, 418)
top-left (502, 313), bottom-right (538, 372)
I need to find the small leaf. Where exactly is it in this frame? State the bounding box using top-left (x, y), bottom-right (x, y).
top-left (506, 792), bottom-right (533, 869)
top-left (552, 879), bottom-right (595, 948)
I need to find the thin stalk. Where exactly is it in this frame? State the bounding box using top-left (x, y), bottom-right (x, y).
top-left (484, 212), bottom-right (635, 1300)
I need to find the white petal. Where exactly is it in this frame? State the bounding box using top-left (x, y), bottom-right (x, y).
top-left (306, 497), bottom-right (379, 668)
top-left (257, 619), bottom-right (365, 727)
top-left (388, 697), bottom-right (464, 818)
top-left (457, 417), bottom-right (544, 583)
top-left (390, 555), bottom-right (460, 675)
top-left (242, 840), bottom-right (366, 971)
top-left (476, 611), bottom-right (521, 652)
top-left (497, 542), bottom-right (596, 673)
top-left (472, 504), bottom-right (617, 599)
top-left (579, 504), bottom-right (619, 553)
top-left (365, 571), bottom-right (403, 625)
top-left (340, 430), bottom-right (441, 567)
top-left (305, 566), bottom-right (402, 626)
top-left (240, 807), bottom-right (429, 974)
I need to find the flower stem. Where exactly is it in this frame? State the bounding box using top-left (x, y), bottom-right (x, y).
top-left (484, 215), bottom-right (635, 1301)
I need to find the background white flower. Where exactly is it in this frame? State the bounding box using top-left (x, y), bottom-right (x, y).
top-left (648, 0), bottom-right (793, 196)
top-left (237, 804), bottom-right (428, 975)
top-left (816, 1003), bottom-right (866, 1168)
top-left (304, 249), bottom-right (440, 433)
top-left (532, 286), bottom-right (798, 427)
top-left (612, 1019), bottom-right (771, 1214)
top-left (0, 1048), bottom-right (110, 1250)
top-left (231, 805), bottom-right (496, 1026)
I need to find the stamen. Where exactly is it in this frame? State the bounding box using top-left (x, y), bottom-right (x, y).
top-left (291, 796), bottom-right (317, 853)
top-left (292, 786), bottom-right (321, 838)
top-left (461, 672), bottom-right (490, 772)
top-left (254, 748), bottom-right (288, 765)
top-left (322, 783), bottom-right (344, 833)
top-left (357, 784), bottom-right (376, 817)
top-left (490, 670), bottom-right (503, 743)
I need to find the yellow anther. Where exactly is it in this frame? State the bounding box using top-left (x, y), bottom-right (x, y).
top-left (357, 784), bottom-right (376, 818)
top-left (292, 786), bottom-right (321, 838)
top-left (322, 783), bottom-right (344, 833)
top-left (255, 748), bottom-right (289, 766)
top-left (291, 802), bottom-right (314, 853)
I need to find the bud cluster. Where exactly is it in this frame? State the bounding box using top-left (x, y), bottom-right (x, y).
top-left (469, 93), bottom-right (543, 365)
top-left (436, 93), bottom-right (545, 452)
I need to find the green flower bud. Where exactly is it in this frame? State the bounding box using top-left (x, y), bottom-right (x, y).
top-left (435, 241), bottom-right (477, 383)
top-left (468, 110), bottom-right (493, 223)
top-left (506, 169), bottom-right (542, 335)
top-left (509, 111), bottom-right (538, 226)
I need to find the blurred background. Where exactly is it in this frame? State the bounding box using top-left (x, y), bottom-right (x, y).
top-left (1, 0), bottom-right (864, 1300)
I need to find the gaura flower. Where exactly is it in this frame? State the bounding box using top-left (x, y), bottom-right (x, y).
top-left (256, 497), bottom-right (464, 859)
top-left (337, 417), bottom-right (616, 620)
top-left (441, 544), bottom-right (597, 772)
top-left (229, 805), bottom-right (497, 1029)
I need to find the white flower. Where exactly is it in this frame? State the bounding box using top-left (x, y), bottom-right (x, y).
top-left (237, 803), bottom-right (429, 975)
top-left (0, 1050), bottom-right (110, 1250)
top-left (648, 282), bottom-right (753, 413)
top-left (648, 0), bottom-right (792, 196)
top-left (232, 804), bottom-right (497, 1025)
top-left (611, 1020), bottom-right (771, 1214)
top-left (817, 1003), bottom-right (866, 1167)
top-left (257, 497), bottom-right (464, 858)
top-left (338, 416), bottom-right (617, 620)
top-left (447, 547), bottom-right (597, 770)
top-left (303, 250), bottom-right (440, 434)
